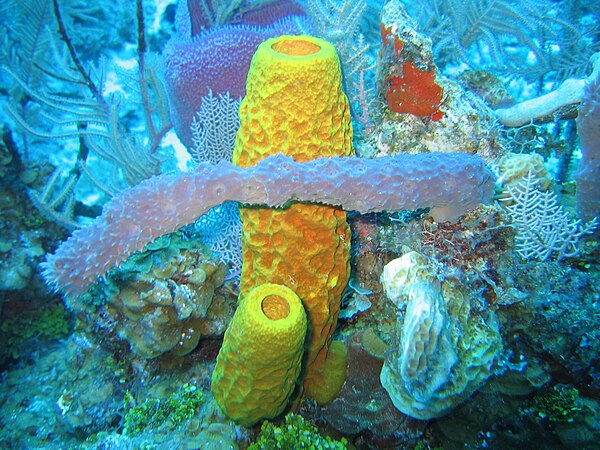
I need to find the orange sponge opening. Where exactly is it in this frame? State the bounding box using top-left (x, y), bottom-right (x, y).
top-left (272, 39), bottom-right (320, 56)
top-left (261, 294), bottom-right (291, 320)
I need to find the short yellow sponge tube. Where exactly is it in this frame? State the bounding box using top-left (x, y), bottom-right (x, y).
top-left (233, 35), bottom-right (353, 404)
top-left (211, 283), bottom-right (307, 427)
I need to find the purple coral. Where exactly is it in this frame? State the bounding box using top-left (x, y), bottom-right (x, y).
top-left (163, 0), bottom-right (310, 148)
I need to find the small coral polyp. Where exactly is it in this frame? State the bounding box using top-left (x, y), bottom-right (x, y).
top-left (213, 35), bottom-right (353, 425)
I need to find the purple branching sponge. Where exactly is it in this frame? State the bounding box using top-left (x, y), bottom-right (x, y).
top-left (163, 0), bottom-right (310, 148)
top-left (43, 152), bottom-right (496, 297)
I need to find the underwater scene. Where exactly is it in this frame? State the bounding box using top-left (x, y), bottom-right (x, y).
top-left (0, 0), bottom-right (599, 448)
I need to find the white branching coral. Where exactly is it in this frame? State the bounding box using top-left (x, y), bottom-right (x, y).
top-left (305, 0), bottom-right (377, 136)
top-left (190, 90), bottom-right (241, 165)
top-left (306, 0), bottom-right (366, 46)
top-left (190, 90), bottom-right (243, 277)
top-left (500, 171), bottom-right (598, 261)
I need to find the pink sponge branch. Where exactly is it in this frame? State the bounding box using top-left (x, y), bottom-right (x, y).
top-left (43, 152), bottom-right (495, 296)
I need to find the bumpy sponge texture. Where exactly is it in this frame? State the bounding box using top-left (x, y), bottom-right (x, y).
top-left (43, 152), bottom-right (495, 297)
top-left (233, 35), bottom-right (353, 403)
top-left (233, 35), bottom-right (353, 166)
top-left (211, 283), bottom-right (307, 426)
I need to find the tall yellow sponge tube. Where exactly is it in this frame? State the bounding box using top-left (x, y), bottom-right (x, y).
top-left (211, 283), bottom-right (307, 427)
top-left (233, 35), bottom-right (353, 404)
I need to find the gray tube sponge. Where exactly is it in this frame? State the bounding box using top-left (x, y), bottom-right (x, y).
top-left (575, 69), bottom-right (600, 222)
top-left (43, 152), bottom-right (495, 296)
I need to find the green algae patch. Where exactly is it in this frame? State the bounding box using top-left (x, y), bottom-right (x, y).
top-left (122, 383), bottom-right (205, 435)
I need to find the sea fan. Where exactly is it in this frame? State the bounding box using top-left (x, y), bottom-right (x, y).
top-left (500, 170), bottom-right (598, 261)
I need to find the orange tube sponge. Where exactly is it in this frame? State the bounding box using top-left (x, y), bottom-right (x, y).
top-left (233, 35), bottom-right (353, 404)
top-left (211, 283), bottom-right (307, 426)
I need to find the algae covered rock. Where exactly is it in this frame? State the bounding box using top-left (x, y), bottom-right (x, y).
top-left (373, 0), bottom-right (506, 162)
top-left (80, 233), bottom-right (229, 358)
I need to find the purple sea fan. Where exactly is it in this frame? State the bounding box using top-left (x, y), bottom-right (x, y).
top-left (162, 0), bottom-right (311, 148)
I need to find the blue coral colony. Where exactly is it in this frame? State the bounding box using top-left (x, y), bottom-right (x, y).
top-left (0, 0), bottom-right (598, 448)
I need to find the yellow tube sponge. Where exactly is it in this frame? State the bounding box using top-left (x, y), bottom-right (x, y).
top-left (211, 283), bottom-right (307, 427)
top-left (233, 35), bottom-right (353, 165)
top-left (233, 35), bottom-right (353, 404)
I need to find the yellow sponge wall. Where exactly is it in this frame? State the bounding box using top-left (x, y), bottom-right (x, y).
top-left (233, 35), bottom-right (353, 166)
top-left (233, 35), bottom-right (353, 403)
top-left (211, 283), bottom-right (307, 427)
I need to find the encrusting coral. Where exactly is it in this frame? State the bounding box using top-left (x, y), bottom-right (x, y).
top-left (380, 251), bottom-right (504, 420)
top-left (232, 34), bottom-right (352, 405)
top-left (80, 233), bottom-right (229, 359)
top-left (496, 152), bottom-right (552, 191)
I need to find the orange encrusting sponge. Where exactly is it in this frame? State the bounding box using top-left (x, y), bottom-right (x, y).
top-left (233, 35), bottom-right (353, 405)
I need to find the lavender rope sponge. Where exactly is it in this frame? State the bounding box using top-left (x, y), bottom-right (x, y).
top-left (43, 152), bottom-right (495, 296)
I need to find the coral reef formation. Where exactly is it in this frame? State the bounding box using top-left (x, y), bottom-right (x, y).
top-left (0, 333), bottom-right (124, 444)
top-left (103, 237), bottom-right (228, 358)
top-left (232, 34), bottom-right (352, 404)
top-left (0, 130), bottom-right (67, 298)
top-left (65, 233), bottom-right (230, 359)
top-left (5, 0), bottom-right (600, 446)
top-left (497, 152), bottom-right (553, 191)
top-left (211, 283), bottom-right (307, 427)
top-left (380, 251), bottom-right (504, 419)
top-left (0, 301), bottom-right (70, 363)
